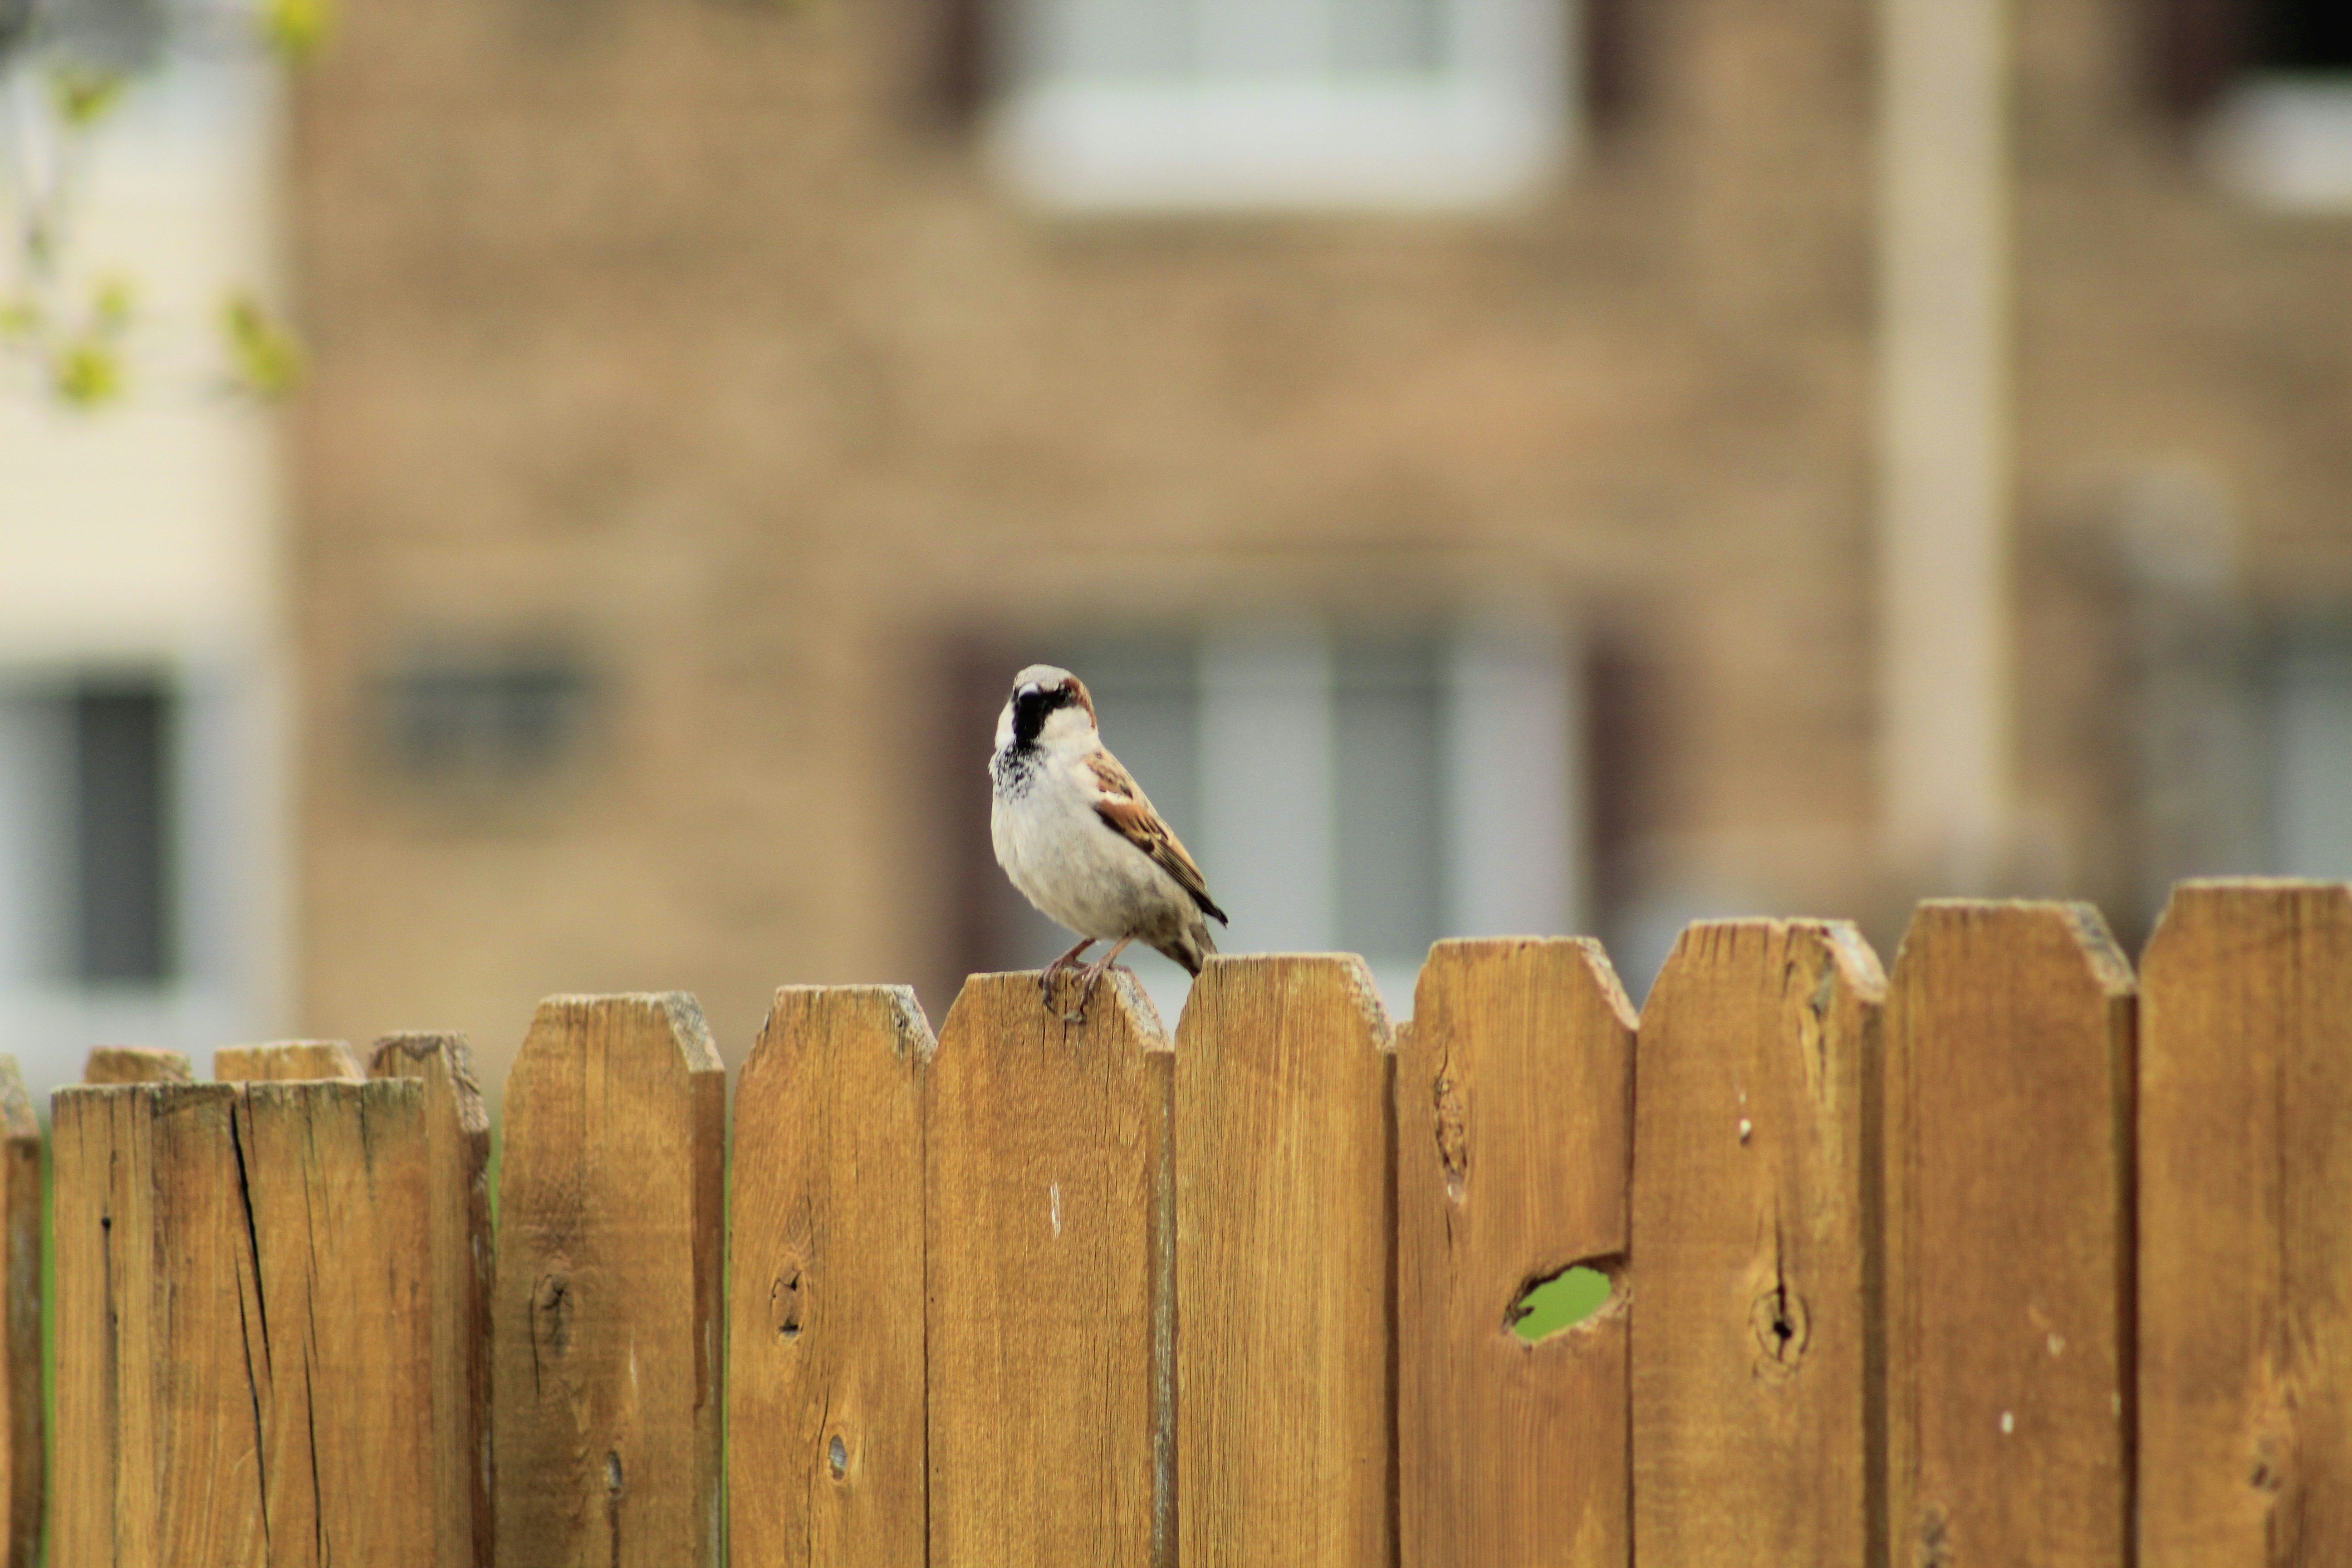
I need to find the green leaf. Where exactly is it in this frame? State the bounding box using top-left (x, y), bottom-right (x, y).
top-left (262, 0), bottom-right (332, 63)
top-left (220, 292), bottom-right (304, 399)
top-left (48, 65), bottom-right (126, 128)
top-left (52, 339), bottom-right (123, 407)
top-left (0, 296), bottom-right (37, 343)
top-left (91, 276), bottom-right (136, 332)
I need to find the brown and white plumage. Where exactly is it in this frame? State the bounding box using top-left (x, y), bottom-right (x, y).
top-left (989, 664), bottom-right (1227, 1019)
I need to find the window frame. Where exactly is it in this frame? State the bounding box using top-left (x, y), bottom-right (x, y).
top-left (983, 0), bottom-right (1577, 212)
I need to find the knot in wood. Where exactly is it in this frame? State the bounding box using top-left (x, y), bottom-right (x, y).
top-left (2249, 1418), bottom-right (2295, 1496)
top-left (532, 1271), bottom-right (575, 1357)
top-left (1914, 1504), bottom-right (1951, 1567)
top-left (773, 1266), bottom-right (805, 1338)
top-left (1749, 1281), bottom-right (1809, 1374)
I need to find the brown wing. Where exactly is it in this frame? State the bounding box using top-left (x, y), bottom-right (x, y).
top-left (1086, 750), bottom-right (1229, 925)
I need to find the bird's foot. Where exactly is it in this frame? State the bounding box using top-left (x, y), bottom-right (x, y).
top-left (1062, 945), bottom-right (1134, 1025)
top-left (1039, 939), bottom-right (1096, 1011)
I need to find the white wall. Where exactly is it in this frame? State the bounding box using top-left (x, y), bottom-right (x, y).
top-left (0, 54), bottom-right (288, 1102)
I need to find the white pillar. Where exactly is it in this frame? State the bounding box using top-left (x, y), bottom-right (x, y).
top-left (1877, 0), bottom-right (2012, 890)
top-left (1197, 621), bottom-right (1335, 955)
top-left (1445, 619), bottom-right (1580, 939)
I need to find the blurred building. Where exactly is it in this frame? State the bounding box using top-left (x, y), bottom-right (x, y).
top-left (266, 0), bottom-right (2352, 1082)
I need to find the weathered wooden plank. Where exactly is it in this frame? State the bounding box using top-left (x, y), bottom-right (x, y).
top-left (926, 971), bottom-right (1171, 1568)
top-left (83, 1045), bottom-right (190, 1083)
top-left (369, 1033), bottom-right (495, 1568)
top-left (2140, 878), bottom-right (2352, 1565)
top-left (216, 1041), bottom-right (364, 1082)
top-left (1632, 920), bottom-right (1885, 1567)
top-left (494, 994), bottom-right (727, 1568)
top-left (730, 988), bottom-right (931, 1568)
top-left (54, 1074), bottom-right (462, 1566)
top-left (1178, 954), bottom-right (1394, 1568)
top-left (0, 1059), bottom-right (38, 1568)
top-left (1396, 938), bottom-right (1634, 1568)
top-left (235, 1078), bottom-right (443, 1563)
top-left (54, 1083), bottom-right (256, 1566)
top-left (1884, 900), bottom-right (2135, 1567)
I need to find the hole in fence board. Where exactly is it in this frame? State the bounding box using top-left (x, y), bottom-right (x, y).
top-left (1509, 1264), bottom-right (1613, 1343)
top-left (828, 1434), bottom-right (848, 1480)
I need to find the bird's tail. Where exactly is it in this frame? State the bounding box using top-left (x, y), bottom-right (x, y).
top-left (1160, 917), bottom-right (1217, 978)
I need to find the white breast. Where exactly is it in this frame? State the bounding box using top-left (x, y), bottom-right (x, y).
top-left (992, 748), bottom-right (1186, 943)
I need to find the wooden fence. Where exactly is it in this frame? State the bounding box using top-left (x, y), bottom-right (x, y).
top-left (15, 879), bottom-right (2352, 1565)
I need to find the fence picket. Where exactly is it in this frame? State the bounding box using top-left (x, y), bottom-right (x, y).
top-left (2140, 878), bottom-right (2352, 1563)
top-left (54, 1067), bottom-right (468, 1563)
top-left (493, 994), bottom-right (726, 1568)
top-left (1396, 937), bottom-right (1634, 1568)
top-left (1178, 955), bottom-right (1394, 1568)
top-left (55, 1083), bottom-right (238, 1563)
top-left (1884, 901), bottom-right (2135, 1567)
top-left (729, 988), bottom-right (930, 1568)
top-left (236, 1078), bottom-right (446, 1558)
top-left (0, 1059), bottom-right (35, 1568)
top-left (368, 1033), bottom-right (495, 1568)
top-left (926, 971), bottom-right (1172, 1568)
top-left (216, 1041), bottom-right (364, 1081)
top-left (81, 1045), bottom-right (189, 1083)
top-left (1632, 920), bottom-right (1883, 1566)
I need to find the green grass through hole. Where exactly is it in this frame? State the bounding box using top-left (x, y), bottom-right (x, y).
top-left (1509, 1264), bottom-right (1612, 1343)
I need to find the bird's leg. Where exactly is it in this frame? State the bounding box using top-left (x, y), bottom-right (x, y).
top-left (1041, 937), bottom-right (1096, 1009)
top-left (1065, 937), bottom-right (1136, 1024)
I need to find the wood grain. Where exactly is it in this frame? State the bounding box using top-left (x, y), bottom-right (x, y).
top-left (1631, 920), bottom-right (1884, 1567)
top-left (730, 988), bottom-right (931, 1568)
top-left (2140, 878), bottom-right (2352, 1565)
top-left (53, 1076), bottom-right (463, 1565)
top-left (926, 970), bottom-right (1171, 1568)
top-left (82, 1045), bottom-right (189, 1084)
top-left (1884, 900), bottom-right (2135, 1567)
top-left (235, 1078), bottom-right (444, 1562)
top-left (369, 1033), bottom-right (495, 1568)
top-left (54, 1084), bottom-right (248, 1565)
top-left (0, 1059), bottom-right (37, 1568)
top-left (1177, 954), bottom-right (1395, 1568)
top-left (216, 1041), bottom-right (364, 1082)
top-left (1396, 939), bottom-right (1635, 1568)
top-left (494, 993), bottom-right (727, 1568)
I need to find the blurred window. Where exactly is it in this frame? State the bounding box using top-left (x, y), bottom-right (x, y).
top-left (986, 0), bottom-right (1573, 210)
top-left (0, 676), bottom-right (175, 987)
top-left (44, 0), bottom-right (172, 69)
top-left (2270, 625), bottom-right (2352, 877)
top-left (2200, 0), bottom-right (2352, 210)
top-left (991, 621), bottom-right (1582, 1018)
top-left (382, 649), bottom-right (597, 790)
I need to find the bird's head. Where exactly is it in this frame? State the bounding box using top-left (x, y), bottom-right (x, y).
top-left (997, 664), bottom-right (1098, 753)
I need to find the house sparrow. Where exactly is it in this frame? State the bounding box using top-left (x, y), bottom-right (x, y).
top-left (990, 664), bottom-right (1229, 1022)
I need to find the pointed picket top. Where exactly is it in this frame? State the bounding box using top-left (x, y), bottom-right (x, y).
top-left (82, 1045), bottom-right (190, 1084)
top-left (1399, 936), bottom-right (1635, 1568)
top-left (733, 987), bottom-right (932, 1568)
top-left (2139, 878), bottom-right (2352, 1563)
top-left (497, 993), bottom-right (726, 1568)
top-left (1632, 919), bottom-right (1885, 1568)
top-left (1884, 900), bottom-right (2135, 1568)
top-left (1178, 954), bottom-right (1395, 1568)
top-left (216, 1040), bottom-right (364, 1081)
top-left (928, 969), bottom-right (1171, 1568)
top-left (0, 1055), bottom-right (36, 1564)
